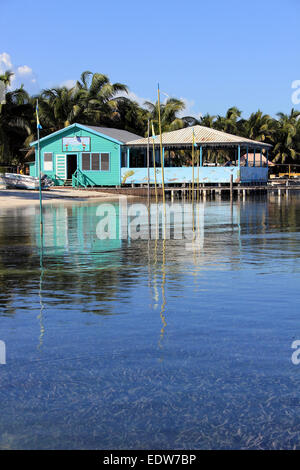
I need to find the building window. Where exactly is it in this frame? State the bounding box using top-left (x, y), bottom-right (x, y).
top-left (101, 153), bottom-right (110, 171)
top-left (121, 151), bottom-right (127, 167)
top-left (82, 153), bottom-right (90, 171)
top-left (91, 153), bottom-right (100, 170)
top-left (81, 153), bottom-right (110, 171)
top-left (44, 152), bottom-right (53, 171)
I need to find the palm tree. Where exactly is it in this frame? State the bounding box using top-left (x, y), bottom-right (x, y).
top-left (214, 106), bottom-right (242, 134)
top-left (239, 110), bottom-right (275, 144)
top-left (73, 71), bottom-right (128, 125)
top-left (0, 70), bottom-right (14, 88)
top-left (0, 72), bottom-right (33, 165)
top-left (38, 86), bottom-right (81, 131)
top-left (272, 109), bottom-right (300, 163)
top-left (37, 71), bottom-right (129, 132)
top-left (0, 71), bottom-right (14, 112)
top-left (144, 97), bottom-right (187, 132)
top-left (114, 96), bottom-right (148, 135)
top-left (199, 113), bottom-right (216, 128)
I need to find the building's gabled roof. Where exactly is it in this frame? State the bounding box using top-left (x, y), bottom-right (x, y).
top-left (126, 125), bottom-right (272, 148)
top-left (30, 123), bottom-right (143, 147)
top-left (84, 125), bottom-right (142, 144)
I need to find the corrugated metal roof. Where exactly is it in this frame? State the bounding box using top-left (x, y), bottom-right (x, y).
top-left (85, 125), bottom-right (143, 144)
top-left (126, 125), bottom-right (272, 148)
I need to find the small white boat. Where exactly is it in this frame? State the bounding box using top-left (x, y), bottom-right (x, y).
top-left (4, 173), bottom-right (40, 190)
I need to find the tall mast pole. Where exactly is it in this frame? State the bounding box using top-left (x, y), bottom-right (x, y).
top-left (36, 99), bottom-right (43, 235)
top-left (157, 84), bottom-right (165, 206)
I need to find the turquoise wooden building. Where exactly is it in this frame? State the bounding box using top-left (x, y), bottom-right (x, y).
top-left (30, 123), bottom-right (272, 187)
top-left (29, 123), bottom-right (142, 187)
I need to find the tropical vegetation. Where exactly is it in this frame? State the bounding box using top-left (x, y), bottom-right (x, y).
top-left (1, 70), bottom-right (300, 167)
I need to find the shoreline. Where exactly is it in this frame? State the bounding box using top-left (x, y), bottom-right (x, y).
top-left (0, 188), bottom-right (132, 209)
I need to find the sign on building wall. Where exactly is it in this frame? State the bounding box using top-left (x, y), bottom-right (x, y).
top-left (62, 136), bottom-right (90, 152)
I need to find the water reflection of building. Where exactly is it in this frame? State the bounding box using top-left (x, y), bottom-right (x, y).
top-left (37, 203), bottom-right (122, 259)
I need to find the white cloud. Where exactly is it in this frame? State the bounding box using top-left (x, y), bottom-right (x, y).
top-left (17, 65), bottom-right (33, 76)
top-left (60, 79), bottom-right (76, 89)
top-left (115, 90), bottom-right (150, 107)
top-left (116, 89), bottom-right (203, 119)
top-left (0, 52), bottom-right (13, 74)
top-left (0, 52), bottom-right (39, 92)
top-left (178, 97), bottom-right (202, 119)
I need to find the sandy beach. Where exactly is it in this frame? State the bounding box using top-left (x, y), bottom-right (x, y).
top-left (0, 188), bottom-right (128, 209)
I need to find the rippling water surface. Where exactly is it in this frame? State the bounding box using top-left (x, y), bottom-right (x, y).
top-left (0, 193), bottom-right (300, 449)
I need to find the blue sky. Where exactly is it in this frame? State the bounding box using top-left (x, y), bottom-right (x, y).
top-left (1, 0), bottom-right (300, 118)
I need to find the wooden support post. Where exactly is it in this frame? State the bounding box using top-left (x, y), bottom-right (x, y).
top-left (260, 149), bottom-right (262, 167)
top-left (127, 147), bottom-right (130, 168)
top-left (230, 174), bottom-right (233, 200)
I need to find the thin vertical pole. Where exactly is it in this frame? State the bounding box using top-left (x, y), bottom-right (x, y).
top-left (197, 147), bottom-right (200, 203)
top-left (238, 145), bottom-right (241, 167)
top-left (246, 146), bottom-right (248, 167)
top-left (266, 148), bottom-right (269, 167)
top-left (157, 84), bottom-right (165, 206)
top-left (37, 124), bottom-right (43, 234)
top-left (127, 147), bottom-right (130, 167)
top-left (253, 149), bottom-right (256, 167)
top-left (147, 119), bottom-right (150, 202)
top-left (151, 121), bottom-right (158, 204)
top-left (192, 131), bottom-right (195, 206)
top-left (260, 149), bottom-right (262, 167)
top-left (200, 146), bottom-right (203, 167)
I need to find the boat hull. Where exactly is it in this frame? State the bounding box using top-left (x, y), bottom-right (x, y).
top-left (4, 173), bottom-right (40, 190)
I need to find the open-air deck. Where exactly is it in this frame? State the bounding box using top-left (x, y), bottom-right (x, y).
top-left (122, 125), bottom-right (272, 186)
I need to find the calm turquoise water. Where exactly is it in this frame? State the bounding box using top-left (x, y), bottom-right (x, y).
top-left (0, 194), bottom-right (300, 449)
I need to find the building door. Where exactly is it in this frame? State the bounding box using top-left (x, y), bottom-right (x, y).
top-left (56, 154), bottom-right (67, 180)
top-left (67, 154), bottom-right (78, 179)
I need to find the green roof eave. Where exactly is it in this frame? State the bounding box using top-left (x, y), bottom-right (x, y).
top-left (30, 123), bottom-right (124, 147)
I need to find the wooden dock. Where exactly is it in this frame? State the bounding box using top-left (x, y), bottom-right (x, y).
top-left (78, 181), bottom-right (300, 199)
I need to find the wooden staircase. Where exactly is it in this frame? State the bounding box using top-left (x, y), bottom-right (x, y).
top-left (63, 179), bottom-right (72, 187)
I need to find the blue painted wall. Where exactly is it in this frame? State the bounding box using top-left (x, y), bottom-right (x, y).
top-left (240, 167), bottom-right (268, 182)
top-left (121, 166), bottom-right (268, 184)
top-left (121, 167), bottom-right (240, 184)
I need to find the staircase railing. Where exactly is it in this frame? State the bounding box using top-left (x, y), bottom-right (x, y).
top-left (72, 169), bottom-right (95, 188)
